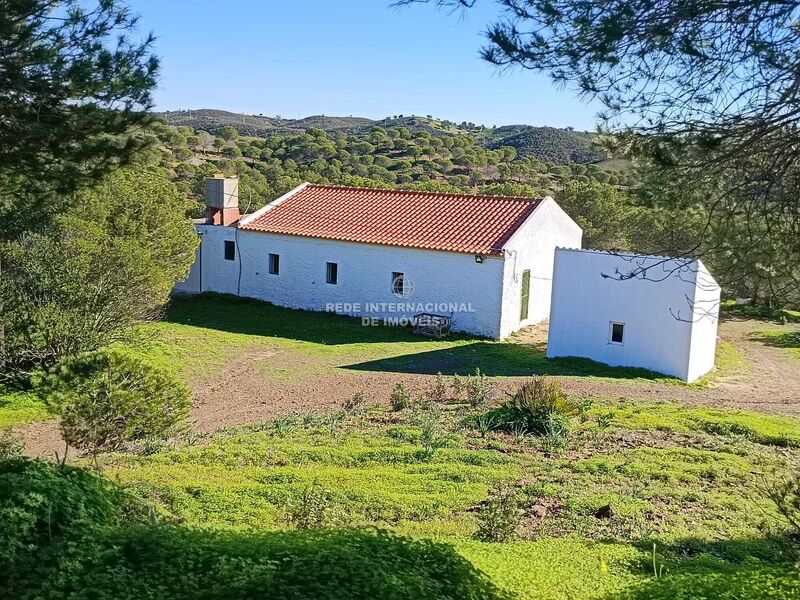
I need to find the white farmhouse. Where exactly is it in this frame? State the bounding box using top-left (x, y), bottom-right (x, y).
top-left (175, 176), bottom-right (582, 339)
top-left (546, 248), bottom-right (721, 382)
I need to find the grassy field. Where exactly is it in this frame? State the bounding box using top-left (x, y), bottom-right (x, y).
top-left (128, 294), bottom-right (742, 384)
top-left (0, 391), bottom-right (50, 428)
top-left (4, 294), bottom-right (800, 598)
top-left (100, 400), bottom-right (800, 599)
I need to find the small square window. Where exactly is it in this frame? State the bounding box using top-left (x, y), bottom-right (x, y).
top-left (610, 322), bottom-right (625, 344)
top-left (392, 272), bottom-right (404, 295)
top-left (326, 262), bottom-right (338, 285)
top-left (224, 240), bottom-right (235, 261)
top-left (268, 253), bottom-right (280, 275)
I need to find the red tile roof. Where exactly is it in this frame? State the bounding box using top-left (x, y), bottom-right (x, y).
top-left (239, 184), bottom-right (543, 255)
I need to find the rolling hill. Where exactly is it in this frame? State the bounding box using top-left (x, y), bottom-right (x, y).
top-left (158, 109), bottom-right (603, 164)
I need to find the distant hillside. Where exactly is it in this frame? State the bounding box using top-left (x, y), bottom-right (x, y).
top-left (158, 109), bottom-right (372, 137)
top-left (158, 109), bottom-right (603, 165)
top-left (480, 126), bottom-right (603, 163)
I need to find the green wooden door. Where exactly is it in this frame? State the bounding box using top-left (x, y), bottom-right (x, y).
top-left (520, 269), bottom-right (530, 321)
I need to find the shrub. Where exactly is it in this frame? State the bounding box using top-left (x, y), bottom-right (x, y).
top-left (465, 368), bottom-right (493, 407)
top-left (0, 429), bottom-right (23, 460)
top-left (475, 484), bottom-right (522, 542)
top-left (36, 349), bottom-right (191, 454)
top-left (764, 473), bottom-right (800, 535)
top-left (344, 391), bottom-right (366, 413)
top-left (286, 481), bottom-right (334, 529)
top-left (390, 382), bottom-right (413, 411)
top-left (415, 408), bottom-right (449, 461)
top-left (1, 461), bottom-right (508, 600)
top-left (498, 377), bottom-right (575, 437)
top-left (8, 527), bottom-right (509, 600)
top-left (0, 458), bottom-right (144, 564)
top-left (425, 372), bottom-right (448, 404)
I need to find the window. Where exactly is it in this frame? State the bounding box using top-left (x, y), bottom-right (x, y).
top-left (326, 262), bottom-right (338, 284)
top-left (268, 253), bottom-right (280, 275)
top-left (392, 272), bottom-right (404, 295)
top-left (610, 322), bottom-right (625, 344)
top-left (520, 269), bottom-right (530, 321)
top-left (224, 240), bottom-right (235, 261)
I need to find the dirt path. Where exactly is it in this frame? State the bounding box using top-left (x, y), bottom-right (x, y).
top-left (20, 317), bottom-right (800, 457)
top-left (188, 317), bottom-right (800, 433)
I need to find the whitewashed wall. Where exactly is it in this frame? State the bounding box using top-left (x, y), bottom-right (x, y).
top-left (210, 229), bottom-right (507, 338)
top-left (498, 198), bottom-right (583, 339)
top-left (685, 260), bottom-right (722, 382)
top-left (173, 196), bottom-right (583, 339)
top-left (546, 249), bottom-right (720, 382)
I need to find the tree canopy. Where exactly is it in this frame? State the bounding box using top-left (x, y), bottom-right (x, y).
top-left (0, 0), bottom-right (158, 236)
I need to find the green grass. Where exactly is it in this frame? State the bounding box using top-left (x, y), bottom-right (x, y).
top-left (755, 329), bottom-right (800, 361)
top-left (0, 391), bottom-right (50, 428)
top-left (593, 400), bottom-right (800, 447)
top-left (97, 400), bottom-right (800, 599)
top-left (721, 300), bottom-right (800, 323)
top-left (131, 293), bottom-right (741, 385)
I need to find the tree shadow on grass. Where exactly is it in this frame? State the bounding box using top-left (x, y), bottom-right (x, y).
top-left (164, 293), bottom-right (476, 346)
top-left (752, 330), bottom-right (800, 350)
top-left (342, 342), bottom-right (672, 380)
top-left (2, 457), bottom-right (509, 600)
top-left (608, 534), bottom-right (800, 599)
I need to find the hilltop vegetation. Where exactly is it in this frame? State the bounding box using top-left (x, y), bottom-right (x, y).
top-left (160, 109), bottom-right (605, 163)
top-left (153, 112), bottom-right (632, 220)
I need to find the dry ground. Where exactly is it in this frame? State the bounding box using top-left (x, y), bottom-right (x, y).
top-left (18, 307), bottom-right (800, 458)
top-left (187, 316), bottom-right (800, 432)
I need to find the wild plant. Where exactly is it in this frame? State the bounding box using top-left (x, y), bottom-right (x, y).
top-left (415, 405), bottom-right (449, 461)
top-left (322, 410), bottom-right (346, 437)
top-left (273, 413), bottom-right (299, 437)
top-left (501, 377), bottom-right (575, 436)
top-left (390, 382), bottom-right (413, 411)
top-left (475, 413), bottom-right (496, 439)
top-left (511, 422), bottom-right (528, 444)
top-left (425, 372), bottom-right (449, 405)
top-left (286, 480), bottom-right (333, 529)
top-left (596, 412), bottom-right (615, 430)
top-left (577, 398), bottom-right (594, 423)
top-left (343, 391), bottom-right (366, 414)
top-left (465, 368), bottom-right (493, 407)
top-left (475, 484), bottom-right (522, 542)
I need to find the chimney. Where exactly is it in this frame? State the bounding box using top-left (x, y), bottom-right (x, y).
top-left (205, 174), bottom-right (240, 226)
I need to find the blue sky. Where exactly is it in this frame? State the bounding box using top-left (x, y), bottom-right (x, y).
top-left (126, 0), bottom-right (600, 130)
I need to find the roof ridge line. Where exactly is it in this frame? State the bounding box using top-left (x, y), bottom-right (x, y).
top-left (305, 182), bottom-right (543, 203)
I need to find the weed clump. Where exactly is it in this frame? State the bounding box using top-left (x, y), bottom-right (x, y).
top-left (286, 481), bottom-right (334, 529)
top-left (493, 377), bottom-right (576, 441)
top-left (390, 382), bottom-right (413, 411)
top-left (425, 372), bottom-right (448, 404)
top-left (343, 391), bottom-right (366, 414)
top-left (475, 484), bottom-right (522, 542)
top-left (465, 368), bottom-right (493, 407)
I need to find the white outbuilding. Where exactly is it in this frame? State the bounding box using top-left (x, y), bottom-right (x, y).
top-left (175, 176), bottom-right (582, 339)
top-left (546, 248), bottom-right (721, 382)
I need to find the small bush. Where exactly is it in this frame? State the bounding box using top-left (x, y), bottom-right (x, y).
top-left (286, 481), bottom-right (333, 529)
top-left (344, 391), bottom-right (366, 413)
top-left (390, 382), bottom-right (413, 411)
top-left (0, 458), bottom-right (145, 563)
top-left (36, 349), bottom-right (191, 454)
top-left (475, 484), bottom-right (522, 542)
top-left (0, 428), bottom-right (23, 460)
top-left (465, 368), bottom-right (493, 407)
top-left (415, 408), bottom-right (449, 461)
top-left (497, 377), bottom-right (575, 437)
top-left (764, 473), bottom-right (800, 535)
top-left (425, 372), bottom-right (448, 404)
